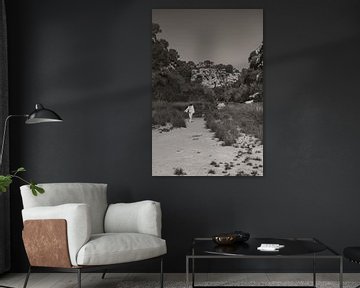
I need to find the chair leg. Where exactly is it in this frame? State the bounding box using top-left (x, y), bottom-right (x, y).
top-left (160, 257), bottom-right (164, 288)
top-left (101, 270), bottom-right (107, 279)
top-left (77, 269), bottom-right (81, 288)
top-left (23, 266), bottom-right (31, 288)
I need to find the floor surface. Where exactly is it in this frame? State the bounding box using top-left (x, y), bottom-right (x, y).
top-left (0, 273), bottom-right (358, 288)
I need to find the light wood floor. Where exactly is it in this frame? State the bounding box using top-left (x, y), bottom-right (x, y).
top-left (0, 273), bottom-right (359, 288)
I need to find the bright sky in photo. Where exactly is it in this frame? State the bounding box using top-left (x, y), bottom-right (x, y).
top-left (152, 9), bottom-right (263, 70)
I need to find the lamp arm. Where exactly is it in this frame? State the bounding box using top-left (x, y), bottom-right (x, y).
top-left (0, 114), bottom-right (28, 169)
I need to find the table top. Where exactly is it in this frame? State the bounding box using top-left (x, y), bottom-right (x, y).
top-left (190, 237), bottom-right (340, 258)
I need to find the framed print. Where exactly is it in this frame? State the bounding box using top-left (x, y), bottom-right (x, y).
top-left (152, 9), bottom-right (263, 176)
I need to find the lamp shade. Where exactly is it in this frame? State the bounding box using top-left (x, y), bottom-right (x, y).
top-left (25, 104), bottom-right (63, 124)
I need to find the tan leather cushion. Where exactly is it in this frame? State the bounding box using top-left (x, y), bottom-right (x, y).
top-left (23, 219), bottom-right (71, 268)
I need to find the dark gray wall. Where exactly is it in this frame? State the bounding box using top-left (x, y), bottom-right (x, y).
top-left (0, 0), bottom-right (10, 274)
top-left (5, 0), bottom-right (360, 272)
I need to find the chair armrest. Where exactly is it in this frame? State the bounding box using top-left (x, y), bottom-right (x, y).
top-left (104, 200), bottom-right (162, 237)
top-left (22, 203), bottom-right (91, 266)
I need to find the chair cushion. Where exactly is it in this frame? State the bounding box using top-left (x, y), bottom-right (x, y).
top-left (21, 183), bottom-right (108, 234)
top-left (76, 233), bottom-right (167, 266)
top-left (105, 201), bottom-right (162, 237)
top-left (344, 247), bottom-right (360, 263)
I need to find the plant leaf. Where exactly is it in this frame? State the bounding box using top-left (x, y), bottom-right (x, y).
top-left (0, 175), bottom-right (12, 192)
top-left (11, 167), bottom-right (26, 175)
top-left (35, 185), bottom-right (45, 194)
top-left (29, 181), bottom-right (44, 196)
top-left (30, 182), bottom-right (38, 196)
top-left (16, 167), bottom-right (26, 173)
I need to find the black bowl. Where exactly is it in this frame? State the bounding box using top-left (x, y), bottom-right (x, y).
top-left (233, 230), bottom-right (250, 242)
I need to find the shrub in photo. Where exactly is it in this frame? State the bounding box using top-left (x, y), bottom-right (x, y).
top-left (174, 168), bottom-right (186, 176)
top-left (152, 103), bottom-right (186, 128)
top-left (204, 103), bottom-right (263, 145)
top-left (170, 109), bottom-right (186, 128)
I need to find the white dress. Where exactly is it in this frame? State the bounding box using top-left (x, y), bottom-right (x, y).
top-left (185, 105), bottom-right (195, 114)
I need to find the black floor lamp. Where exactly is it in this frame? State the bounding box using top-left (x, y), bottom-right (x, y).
top-left (0, 103), bottom-right (62, 288)
top-left (0, 103), bottom-right (63, 167)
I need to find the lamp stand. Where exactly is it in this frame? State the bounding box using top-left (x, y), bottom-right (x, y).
top-left (0, 114), bottom-right (27, 169)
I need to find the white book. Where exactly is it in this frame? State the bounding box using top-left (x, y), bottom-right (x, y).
top-left (257, 243), bottom-right (285, 251)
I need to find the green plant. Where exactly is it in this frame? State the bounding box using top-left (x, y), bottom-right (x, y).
top-left (0, 167), bottom-right (44, 196)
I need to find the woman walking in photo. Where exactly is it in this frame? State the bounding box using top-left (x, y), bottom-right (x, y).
top-left (184, 104), bottom-right (195, 123)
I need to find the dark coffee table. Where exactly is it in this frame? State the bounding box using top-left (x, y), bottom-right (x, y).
top-left (186, 237), bottom-right (342, 288)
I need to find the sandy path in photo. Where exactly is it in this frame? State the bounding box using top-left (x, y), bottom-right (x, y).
top-left (152, 118), bottom-right (263, 176)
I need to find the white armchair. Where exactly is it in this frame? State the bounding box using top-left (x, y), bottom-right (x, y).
top-left (20, 183), bottom-right (166, 288)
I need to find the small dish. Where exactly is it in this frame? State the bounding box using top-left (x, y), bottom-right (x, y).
top-left (212, 233), bottom-right (237, 245)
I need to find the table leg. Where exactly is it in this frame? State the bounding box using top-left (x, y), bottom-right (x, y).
top-left (313, 254), bottom-right (316, 287)
top-left (339, 257), bottom-right (343, 288)
top-left (192, 257), bottom-right (195, 288)
top-left (186, 257), bottom-right (189, 288)
top-left (192, 247), bottom-right (195, 288)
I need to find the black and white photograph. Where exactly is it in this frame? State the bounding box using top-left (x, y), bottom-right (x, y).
top-left (152, 9), bottom-right (264, 176)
